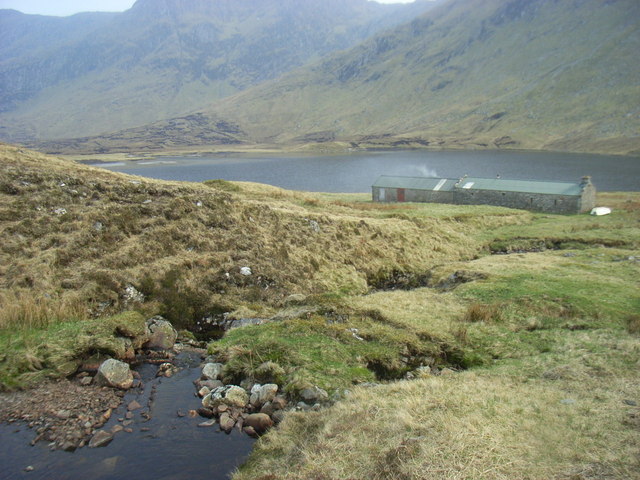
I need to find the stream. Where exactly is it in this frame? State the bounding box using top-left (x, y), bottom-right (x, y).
top-left (0, 351), bottom-right (255, 480)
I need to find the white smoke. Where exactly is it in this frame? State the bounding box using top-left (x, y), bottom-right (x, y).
top-left (414, 165), bottom-right (439, 178)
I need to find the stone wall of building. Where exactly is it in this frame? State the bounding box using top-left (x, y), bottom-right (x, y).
top-left (372, 187), bottom-right (454, 204)
top-left (454, 190), bottom-right (582, 214)
top-left (579, 180), bottom-right (597, 213)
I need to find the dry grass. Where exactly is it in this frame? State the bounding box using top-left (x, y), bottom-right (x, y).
top-left (462, 303), bottom-right (501, 323)
top-left (627, 315), bottom-right (640, 335)
top-left (236, 370), bottom-right (640, 480)
top-left (0, 290), bottom-right (87, 331)
top-left (0, 144), bottom-right (520, 332)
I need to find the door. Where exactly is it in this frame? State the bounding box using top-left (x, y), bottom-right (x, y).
top-left (397, 188), bottom-right (405, 202)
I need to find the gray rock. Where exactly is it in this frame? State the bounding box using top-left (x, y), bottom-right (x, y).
top-left (123, 284), bottom-right (144, 305)
top-left (249, 383), bottom-right (263, 407)
top-left (299, 386), bottom-right (328, 404)
top-left (201, 362), bottom-right (224, 381)
top-left (202, 386), bottom-right (249, 409)
top-left (219, 412), bottom-right (235, 432)
top-left (94, 359), bottom-right (133, 390)
top-left (144, 316), bottom-right (177, 350)
top-left (88, 430), bottom-right (113, 448)
top-left (198, 379), bottom-right (224, 390)
top-left (240, 267), bottom-right (252, 276)
top-left (79, 376), bottom-right (93, 386)
top-left (259, 384), bottom-right (278, 404)
top-left (309, 220), bottom-right (320, 233)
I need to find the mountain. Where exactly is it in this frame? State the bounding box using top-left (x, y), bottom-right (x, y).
top-left (37, 0), bottom-right (640, 156)
top-left (0, 0), bottom-right (440, 142)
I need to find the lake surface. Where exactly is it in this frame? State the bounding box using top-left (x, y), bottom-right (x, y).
top-left (97, 150), bottom-right (640, 192)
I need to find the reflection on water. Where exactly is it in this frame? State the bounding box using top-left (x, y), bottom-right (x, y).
top-left (94, 150), bottom-right (640, 192)
top-left (0, 353), bottom-right (255, 480)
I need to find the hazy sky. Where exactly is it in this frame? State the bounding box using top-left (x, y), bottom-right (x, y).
top-left (0, 0), bottom-right (416, 17)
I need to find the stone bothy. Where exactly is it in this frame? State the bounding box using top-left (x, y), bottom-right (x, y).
top-left (372, 175), bottom-right (596, 214)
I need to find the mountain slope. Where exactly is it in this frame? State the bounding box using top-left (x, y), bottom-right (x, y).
top-left (40, 0), bottom-right (640, 155)
top-left (0, 0), bottom-right (439, 142)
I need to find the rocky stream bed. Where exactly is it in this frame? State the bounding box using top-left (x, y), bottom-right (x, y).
top-left (0, 316), bottom-right (306, 479)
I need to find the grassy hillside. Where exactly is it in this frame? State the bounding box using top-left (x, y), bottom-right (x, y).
top-left (1, 144), bottom-right (638, 478)
top-left (0, 0), bottom-right (438, 142)
top-left (40, 0), bottom-right (640, 156)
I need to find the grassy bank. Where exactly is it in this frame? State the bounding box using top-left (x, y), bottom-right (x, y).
top-left (1, 144), bottom-right (638, 478)
top-left (232, 200), bottom-right (639, 479)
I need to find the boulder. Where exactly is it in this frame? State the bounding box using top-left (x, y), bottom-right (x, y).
top-left (299, 386), bottom-right (328, 404)
top-left (202, 386), bottom-right (249, 409)
top-left (244, 413), bottom-right (273, 434)
top-left (224, 386), bottom-right (249, 408)
top-left (143, 316), bottom-right (177, 350)
top-left (197, 379), bottom-right (224, 390)
top-left (94, 359), bottom-right (133, 390)
top-left (259, 384), bottom-right (278, 404)
top-left (219, 412), bottom-right (236, 433)
top-left (201, 362), bottom-right (224, 381)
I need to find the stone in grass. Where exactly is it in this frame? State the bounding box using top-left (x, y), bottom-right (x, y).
top-left (94, 359), bottom-right (133, 390)
top-left (201, 362), bottom-right (224, 381)
top-left (299, 386), bottom-right (328, 404)
top-left (251, 384), bottom-right (279, 408)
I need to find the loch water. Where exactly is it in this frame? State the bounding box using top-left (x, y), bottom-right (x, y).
top-left (98, 150), bottom-right (640, 192)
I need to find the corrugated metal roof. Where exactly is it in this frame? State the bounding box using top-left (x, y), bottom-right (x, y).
top-left (373, 175), bottom-right (584, 196)
top-left (462, 177), bottom-right (583, 195)
top-left (372, 176), bottom-right (457, 191)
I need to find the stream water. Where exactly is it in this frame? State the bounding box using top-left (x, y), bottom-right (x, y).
top-left (0, 352), bottom-right (255, 480)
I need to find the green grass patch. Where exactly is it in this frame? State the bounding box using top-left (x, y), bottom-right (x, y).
top-left (209, 313), bottom-right (462, 393)
top-left (0, 311), bottom-right (147, 390)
